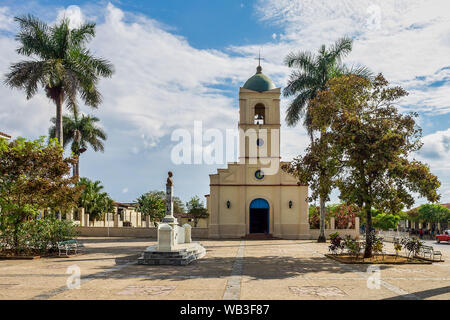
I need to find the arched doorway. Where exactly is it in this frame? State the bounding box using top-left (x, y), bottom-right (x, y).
top-left (249, 198), bottom-right (269, 234)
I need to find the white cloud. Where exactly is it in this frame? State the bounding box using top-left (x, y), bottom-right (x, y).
top-left (56, 5), bottom-right (85, 28)
top-left (252, 0), bottom-right (450, 114)
top-left (0, 7), bottom-right (14, 31)
top-left (122, 188), bottom-right (128, 193)
top-left (417, 129), bottom-right (450, 166)
top-left (1, 2), bottom-right (448, 204)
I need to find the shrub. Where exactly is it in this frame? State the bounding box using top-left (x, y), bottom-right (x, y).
top-left (343, 236), bottom-right (362, 259)
top-left (372, 237), bottom-right (384, 256)
top-left (0, 218), bottom-right (78, 255)
top-left (328, 232), bottom-right (344, 254)
top-left (309, 214), bottom-right (320, 229)
top-left (401, 237), bottom-right (423, 259)
top-left (394, 241), bottom-right (402, 256)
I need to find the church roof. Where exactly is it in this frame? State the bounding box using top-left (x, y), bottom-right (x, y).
top-left (243, 65), bottom-right (276, 92)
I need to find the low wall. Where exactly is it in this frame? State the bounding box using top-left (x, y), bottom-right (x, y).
top-left (309, 229), bottom-right (360, 239)
top-left (77, 226), bottom-right (361, 240)
top-left (76, 227), bottom-right (157, 238)
top-left (76, 227), bottom-right (209, 239)
top-left (192, 228), bottom-right (209, 239)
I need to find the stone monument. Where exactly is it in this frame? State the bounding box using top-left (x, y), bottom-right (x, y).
top-left (138, 172), bottom-right (206, 265)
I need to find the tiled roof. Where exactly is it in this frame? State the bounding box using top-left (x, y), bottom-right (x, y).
top-left (113, 201), bottom-right (137, 208)
top-left (0, 131), bottom-right (11, 139)
top-left (441, 203), bottom-right (450, 209)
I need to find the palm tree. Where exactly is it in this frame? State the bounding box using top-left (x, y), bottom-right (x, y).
top-left (4, 15), bottom-right (114, 146)
top-left (77, 177), bottom-right (114, 222)
top-left (49, 113), bottom-right (107, 177)
top-left (283, 37), bottom-right (371, 243)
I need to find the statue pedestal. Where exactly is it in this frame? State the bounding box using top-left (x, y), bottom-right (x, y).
top-left (138, 222), bottom-right (204, 265)
top-left (138, 172), bottom-right (205, 265)
top-left (138, 242), bottom-right (206, 266)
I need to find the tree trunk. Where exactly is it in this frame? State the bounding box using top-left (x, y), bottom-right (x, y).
top-left (55, 93), bottom-right (64, 146)
top-left (364, 203), bottom-right (373, 258)
top-left (72, 156), bottom-right (80, 179)
top-left (13, 221), bottom-right (19, 254)
top-left (318, 196), bottom-right (326, 243)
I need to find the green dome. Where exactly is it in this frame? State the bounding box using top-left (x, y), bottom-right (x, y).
top-left (243, 66), bottom-right (276, 92)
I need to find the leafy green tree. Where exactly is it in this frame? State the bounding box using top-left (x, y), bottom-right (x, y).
top-left (283, 37), bottom-right (371, 243)
top-left (0, 137), bottom-right (82, 251)
top-left (136, 191), bottom-right (166, 225)
top-left (372, 211), bottom-right (401, 231)
top-left (4, 15), bottom-right (114, 146)
top-left (76, 177), bottom-right (114, 221)
top-left (284, 134), bottom-right (340, 238)
top-left (308, 74), bottom-right (440, 257)
top-left (417, 204), bottom-right (450, 223)
top-left (138, 190), bottom-right (185, 215)
top-left (49, 113), bottom-right (107, 177)
top-left (186, 196), bottom-right (209, 227)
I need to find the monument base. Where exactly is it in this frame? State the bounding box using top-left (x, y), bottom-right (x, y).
top-left (137, 242), bottom-right (206, 266)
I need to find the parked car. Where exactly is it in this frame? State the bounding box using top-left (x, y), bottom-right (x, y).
top-left (436, 230), bottom-right (450, 243)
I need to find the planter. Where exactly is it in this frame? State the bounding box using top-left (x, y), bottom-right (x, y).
top-left (325, 253), bottom-right (433, 265)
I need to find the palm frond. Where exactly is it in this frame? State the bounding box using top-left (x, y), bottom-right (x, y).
top-left (328, 37), bottom-right (353, 63)
top-left (70, 22), bottom-right (96, 47)
top-left (14, 15), bottom-right (53, 59)
top-left (285, 89), bottom-right (313, 127)
top-left (283, 72), bottom-right (319, 97)
top-left (50, 17), bottom-right (71, 58)
top-left (342, 64), bottom-right (374, 80)
top-left (4, 60), bottom-right (48, 99)
top-left (284, 51), bottom-right (317, 74)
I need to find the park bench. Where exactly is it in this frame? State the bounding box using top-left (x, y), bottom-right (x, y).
top-left (419, 245), bottom-right (442, 261)
top-left (57, 240), bottom-right (81, 256)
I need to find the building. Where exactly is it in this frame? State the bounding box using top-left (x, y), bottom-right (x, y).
top-left (0, 132), bottom-right (11, 140)
top-left (206, 64), bottom-right (310, 239)
top-left (174, 213), bottom-right (209, 228)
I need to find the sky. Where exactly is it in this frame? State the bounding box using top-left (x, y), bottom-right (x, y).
top-left (0, 0), bottom-right (449, 207)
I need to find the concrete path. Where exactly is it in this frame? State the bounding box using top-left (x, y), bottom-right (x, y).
top-left (0, 237), bottom-right (449, 300)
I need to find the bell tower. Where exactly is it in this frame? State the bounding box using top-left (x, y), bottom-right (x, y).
top-left (207, 61), bottom-right (310, 241)
top-left (238, 65), bottom-right (281, 171)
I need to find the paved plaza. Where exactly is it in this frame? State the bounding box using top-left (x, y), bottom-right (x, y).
top-left (0, 238), bottom-right (449, 300)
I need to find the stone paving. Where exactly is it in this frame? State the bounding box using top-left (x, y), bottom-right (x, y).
top-left (0, 237), bottom-right (449, 300)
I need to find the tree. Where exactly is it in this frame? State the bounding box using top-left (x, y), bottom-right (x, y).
top-left (283, 133), bottom-right (340, 238)
top-left (283, 37), bottom-right (371, 243)
top-left (76, 177), bottom-right (114, 221)
top-left (4, 15), bottom-right (114, 146)
top-left (186, 196), bottom-right (209, 227)
top-left (328, 204), bottom-right (360, 229)
top-left (173, 196), bottom-right (186, 214)
top-left (417, 204), bottom-right (450, 224)
top-left (372, 211), bottom-right (401, 231)
top-left (49, 113), bottom-right (107, 177)
top-left (0, 137), bottom-right (82, 250)
top-left (308, 74), bottom-right (441, 257)
top-left (136, 191), bottom-right (166, 226)
top-left (137, 190), bottom-right (185, 215)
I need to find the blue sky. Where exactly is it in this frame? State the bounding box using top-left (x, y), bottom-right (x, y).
top-left (0, 0), bottom-right (449, 207)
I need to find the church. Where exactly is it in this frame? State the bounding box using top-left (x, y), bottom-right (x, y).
top-left (205, 64), bottom-right (310, 239)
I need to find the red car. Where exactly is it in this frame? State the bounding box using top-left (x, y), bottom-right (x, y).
top-left (436, 230), bottom-right (450, 243)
